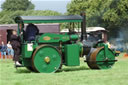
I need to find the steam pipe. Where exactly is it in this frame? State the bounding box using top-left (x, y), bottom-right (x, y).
top-left (81, 12), bottom-right (87, 41)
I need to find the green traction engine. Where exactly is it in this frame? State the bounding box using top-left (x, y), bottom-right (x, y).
top-left (14, 13), bottom-right (120, 73)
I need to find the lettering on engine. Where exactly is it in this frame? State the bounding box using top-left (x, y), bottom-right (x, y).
top-left (43, 36), bottom-right (51, 41)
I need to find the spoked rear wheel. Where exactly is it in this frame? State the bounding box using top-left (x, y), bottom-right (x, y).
top-left (87, 47), bottom-right (116, 69)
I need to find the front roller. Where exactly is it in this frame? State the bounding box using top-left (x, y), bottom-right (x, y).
top-left (86, 47), bottom-right (117, 69)
top-left (31, 45), bottom-right (62, 73)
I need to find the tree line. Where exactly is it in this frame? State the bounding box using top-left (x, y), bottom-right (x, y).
top-left (0, 0), bottom-right (62, 24)
top-left (67, 0), bottom-right (128, 38)
top-left (0, 10), bottom-right (62, 24)
top-left (0, 0), bottom-right (128, 38)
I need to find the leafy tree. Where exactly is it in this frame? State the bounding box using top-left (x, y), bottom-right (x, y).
top-left (1, 0), bottom-right (35, 11)
top-left (67, 0), bottom-right (128, 38)
top-left (0, 10), bottom-right (62, 24)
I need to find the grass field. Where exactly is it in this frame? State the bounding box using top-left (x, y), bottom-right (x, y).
top-left (0, 53), bottom-right (128, 85)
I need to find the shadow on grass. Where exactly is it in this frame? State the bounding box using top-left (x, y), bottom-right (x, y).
top-left (15, 69), bottom-right (32, 73)
top-left (15, 66), bottom-right (90, 73)
top-left (57, 66), bottom-right (90, 73)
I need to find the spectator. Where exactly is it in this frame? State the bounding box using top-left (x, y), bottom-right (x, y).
top-left (7, 41), bottom-right (14, 59)
top-left (10, 30), bottom-right (21, 65)
top-left (1, 41), bottom-right (7, 59)
top-left (25, 23), bottom-right (39, 41)
top-left (0, 45), bottom-right (2, 50)
top-left (0, 45), bottom-right (2, 58)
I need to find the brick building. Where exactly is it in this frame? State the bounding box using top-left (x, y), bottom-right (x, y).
top-left (0, 24), bottom-right (60, 45)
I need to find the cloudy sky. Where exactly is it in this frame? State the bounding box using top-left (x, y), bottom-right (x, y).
top-left (0, 0), bottom-right (71, 13)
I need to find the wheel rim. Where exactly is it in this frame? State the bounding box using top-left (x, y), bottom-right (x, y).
top-left (87, 47), bottom-right (115, 69)
top-left (32, 45), bottom-right (62, 73)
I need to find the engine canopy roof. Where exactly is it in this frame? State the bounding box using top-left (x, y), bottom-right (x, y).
top-left (15, 15), bottom-right (83, 23)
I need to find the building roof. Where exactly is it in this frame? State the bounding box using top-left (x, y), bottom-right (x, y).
top-left (15, 15), bottom-right (83, 23)
top-left (0, 24), bottom-right (60, 30)
top-left (61, 27), bottom-right (106, 32)
top-left (86, 27), bottom-right (106, 32)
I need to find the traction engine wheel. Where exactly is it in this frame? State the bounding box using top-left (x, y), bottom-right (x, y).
top-left (87, 47), bottom-right (116, 69)
top-left (31, 45), bottom-right (62, 73)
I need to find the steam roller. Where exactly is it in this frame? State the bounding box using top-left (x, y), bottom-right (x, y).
top-left (14, 13), bottom-right (120, 73)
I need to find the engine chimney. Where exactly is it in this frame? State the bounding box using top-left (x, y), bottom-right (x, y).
top-left (80, 12), bottom-right (87, 41)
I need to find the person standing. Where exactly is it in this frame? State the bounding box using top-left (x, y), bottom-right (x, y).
top-left (0, 45), bottom-right (1, 59)
top-left (10, 30), bottom-right (21, 65)
top-left (7, 41), bottom-right (14, 59)
top-left (1, 41), bottom-right (7, 59)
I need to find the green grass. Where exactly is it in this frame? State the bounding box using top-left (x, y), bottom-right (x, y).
top-left (0, 53), bottom-right (128, 85)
